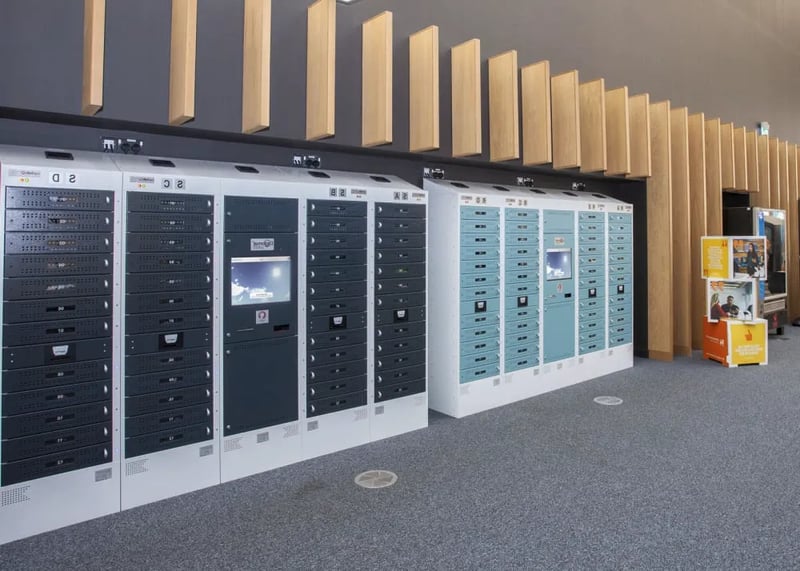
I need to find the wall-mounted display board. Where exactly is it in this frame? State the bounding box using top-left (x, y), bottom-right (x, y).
top-left (451, 39), bottom-right (482, 157)
top-left (488, 50), bottom-right (520, 162)
top-left (628, 94), bottom-right (651, 178)
top-left (779, 141), bottom-right (789, 211)
top-left (579, 79), bottom-right (607, 173)
top-left (746, 130), bottom-right (759, 192)
top-left (521, 60), bottom-right (552, 166)
top-left (605, 86), bottom-right (631, 176)
top-left (551, 70), bottom-right (581, 169)
top-left (168, 0), bottom-right (198, 126)
top-left (688, 113), bottom-right (707, 349)
top-left (705, 118), bottom-right (723, 236)
top-left (81, 0), bottom-right (105, 116)
top-left (306, 0), bottom-right (336, 141)
top-left (753, 135), bottom-right (771, 208)
top-left (670, 107), bottom-right (691, 356)
top-left (242, 0), bottom-right (271, 134)
top-left (769, 138), bottom-right (780, 209)
top-left (720, 123), bottom-right (735, 190)
top-left (733, 127), bottom-right (747, 191)
top-left (647, 101), bottom-right (673, 361)
top-left (409, 25), bottom-right (439, 153)
top-left (362, 11), bottom-right (393, 147)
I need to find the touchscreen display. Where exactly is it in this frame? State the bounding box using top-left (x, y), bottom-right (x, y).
top-left (545, 249), bottom-right (572, 281)
top-left (231, 256), bottom-right (291, 306)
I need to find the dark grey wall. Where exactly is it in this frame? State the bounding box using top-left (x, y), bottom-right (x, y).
top-left (1, 0), bottom-right (800, 154)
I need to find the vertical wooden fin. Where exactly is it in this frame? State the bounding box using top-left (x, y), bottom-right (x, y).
top-left (488, 50), bottom-right (520, 162)
top-left (82, 0), bottom-right (106, 116)
top-left (362, 11), bottom-right (393, 147)
top-left (579, 78), bottom-right (607, 173)
top-left (704, 118), bottom-right (722, 235)
top-left (670, 107), bottom-right (691, 356)
top-left (551, 70), bottom-right (580, 169)
top-left (628, 93), bottom-right (651, 178)
top-left (409, 25), bottom-right (440, 153)
top-left (521, 60), bottom-right (551, 165)
top-left (605, 86), bottom-right (631, 176)
top-left (688, 113), bottom-right (707, 349)
top-left (647, 101), bottom-right (673, 361)
top-left (242, 0), bottom-right (271, 134)
top-left (451, 39), bottom-right (482, 157)
top-left (306, 0), bottom-right (336, 141)
top-left (169, 0), bottom-right (198, 126)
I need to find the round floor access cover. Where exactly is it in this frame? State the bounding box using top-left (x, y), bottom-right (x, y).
top-left (354, 470), bottom-right (398, 489)
top-left (593, 396), bottom-right (624, 406)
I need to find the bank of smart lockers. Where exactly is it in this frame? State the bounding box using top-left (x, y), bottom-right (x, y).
top-left (426, 179), bottom-right (634, 418)
top-left (0, 146), bottom-right (428, 543)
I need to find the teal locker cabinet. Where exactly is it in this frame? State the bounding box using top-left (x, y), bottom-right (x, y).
top-left (542, 211), bottom-right (576, 363)
top-left (577, 211), bottom-right (607, 354)
top-left (427, 179), bottom-right (634, 419)
top-left (504, 209), bottom-right (540, 373)
top-left (607, 212), bottom-right (633, 347)
top-left (459, 206), bottom-right (502, 384)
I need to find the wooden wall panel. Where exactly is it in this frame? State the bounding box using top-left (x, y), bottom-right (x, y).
top-left (746, 130), bottom-right (759, 192)
top-left (733, 127), bottom-right (747, 191)
top-left (551, 70), bottom-right (580, 169)
top-left (628, 93), bottom-right (651, 178)
top-left (605, 86), bottom-right (630, 176)
top-left (769, 138), bottom-right (781, 209)
top-left (306, 0), bottom-right (336, 140)
top-left (451, 39), bottom-right (482, 157)
top-left (362, 11), bottom-right (393, 147)
top-left (704, 118), bottom-right (723, 235)
top-left (488, 50), bottom-right (520, 161)
top-left (789, 145), bottom-right (800, 318)
top-left (647, 101), bottom-right (673, 361)
top-left (82, 0), bottom-right (105, 116)
top-left (688, 113), bottom-right (707, 349)
top-left (779, 141), bottom-right (789, 211)
top-left (579, 79), bottom-right (607, 173)
top-left (242, 0), bottom-right (271, 134)
top-left (169, 0), bottom-right (198, 126)
top-left (720, 122), bottom-right (735, 190)
top-left (790, 145), bottom-right (800, 318)
top-left (409, 25), bottom-right (439, 153)
top-left (670, 107), bottom-right (691, 356)
top-left (753, 135), bottom-right (771, 208)
top-left (521, 60), bottom-right (552, 165)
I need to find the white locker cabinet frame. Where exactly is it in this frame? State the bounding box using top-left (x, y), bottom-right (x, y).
top-left (425, 179), bottom-right (634, 419)
top-left (112, 155), bottom-right (221, 509)
top-left (0, 146), bottom-right (123, 545)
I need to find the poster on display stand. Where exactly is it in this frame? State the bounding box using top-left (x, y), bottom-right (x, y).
top-left (701, 236), bottom-right (767, 280)
top-left (706, 279), bottom-right (757, 323)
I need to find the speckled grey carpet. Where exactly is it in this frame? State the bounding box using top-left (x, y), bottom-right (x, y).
top-left (2, 330), bottom-right (800, 570)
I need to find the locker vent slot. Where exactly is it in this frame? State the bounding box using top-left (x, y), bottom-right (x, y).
top-left (125, 459), bottom-right (149, 476)
top-left (199, 445), bottom-right (214, 457)
top-left (94, 468), bottom-right (112, 482)
top-left (1, 486), bottom-right (31, 507)
top-left (224, 438), bottom-right (243, 453)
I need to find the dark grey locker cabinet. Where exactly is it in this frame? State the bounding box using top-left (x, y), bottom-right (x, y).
top-left (2, 187), bottom-right (114, 486)
top-left (374, 203), bottom-right (427, 402)
top-left (223, 196), bottom-right (299, 435)
top-left (307, 201), bottom-right (368, 417)
top-left (124, 192), bottom-right (214, 457)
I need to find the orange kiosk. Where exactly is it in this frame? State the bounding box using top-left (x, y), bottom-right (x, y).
top-left (701, 237), bottom-right (768, 367)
